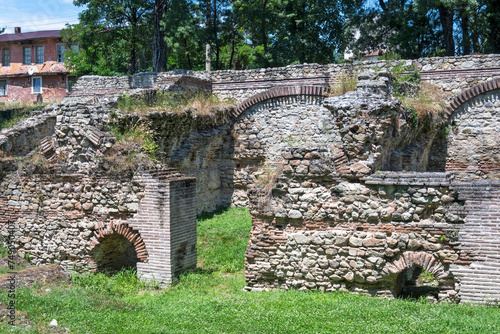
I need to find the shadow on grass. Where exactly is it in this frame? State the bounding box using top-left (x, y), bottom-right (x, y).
top-left (197, 205), bottom-right (233, 221)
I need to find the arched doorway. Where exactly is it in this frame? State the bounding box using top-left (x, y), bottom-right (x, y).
top-left (89, 222), bottom-right (148, 273)
top-left (396, 266), bottom-right (440, 300)
top-left (91, 233), bottom-right (139, 273)
top-left (383, 251), bottom-right (458, 301)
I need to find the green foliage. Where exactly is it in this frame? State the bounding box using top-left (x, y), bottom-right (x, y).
top-left (417, 270), bottom-right (438, 287)
top-left (71, 268), bottom-right (158, 297)
top-left (0, 244), bottom-right (7, 258)
top-left (0, 103), bottom-right (48, 131)
top-left (197, 207), bottom-right (252, 272)
top-left (347, 0), bottom-right (495, 58)
top-left (62, 0), bottom-right (154, 75)
top-left (24, 252), bottom-right (31, 264)
top-left (390, 62), bottom-right (421, 85)
top-left (110, 120), bottom-right (158, 160)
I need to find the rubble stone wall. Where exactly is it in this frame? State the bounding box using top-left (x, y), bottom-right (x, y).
top-left (0, 109), bottom-right (56, 157)
top-left (245, 167), bottom-right (464, 301)
top-left (429, 89), bottom-right (500, 179)
top-left (0, 168), bottom-right (196, 286)
top-left (211, 54), bottom-right (500, 102)
top-left (1, 54), bottom-right (500, 298)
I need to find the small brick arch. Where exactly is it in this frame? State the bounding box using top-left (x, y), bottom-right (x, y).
top-left (382, 251), bottom-right (451, 283)
top-left (445, 78), bottom-right (500, 117)
top-left (89, 221), bottom-right (148, 262)
top-left (232, 85), bottom-right (327, 119)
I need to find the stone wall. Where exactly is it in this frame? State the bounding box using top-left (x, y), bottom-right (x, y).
top-left (245, 167), bottom-right (464, 301)
top-left (0, 109), bottom-right (56, 157)
top-left (211, 54), bottom-right (500, 102)
top-left (2, 54), bottom-right (500, 297)
top-left (0, 167), bottom-right (196, 286)
top-left (429, 90), bottom-right (500, 179)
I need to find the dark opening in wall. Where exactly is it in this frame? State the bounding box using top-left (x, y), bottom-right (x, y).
top-left (396, 266), bottom-right (439, 300)
top-left (91, 233), bottom-right (139, 273)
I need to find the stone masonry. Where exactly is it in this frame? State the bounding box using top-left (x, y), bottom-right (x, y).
top-left (0, 54), bottom-right (499, 298)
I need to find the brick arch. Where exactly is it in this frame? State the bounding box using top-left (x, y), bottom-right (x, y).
top-left (89, 221), bottom-right (148, 262)
top-left (445, 78), bottom-right (500, 117)
top-left (382, 251), bottom-right (451, 283)
top-left (232, 85), bottom-right (327, 119)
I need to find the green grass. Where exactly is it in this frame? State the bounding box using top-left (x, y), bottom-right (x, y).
top-left (0, 103), bottom-right (48, 131)
top-left (0, 207), bottom-right (499, 333)
top-left (197, 207), bottom-right (252, 272)
top-left (117, 91), bottom-right (234, 115)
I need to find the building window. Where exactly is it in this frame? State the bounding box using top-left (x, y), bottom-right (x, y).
top-left (0, 80), bottom-right (6, 96)
top-left (67, 75), bottom-right (78, 92)
top-left (32, 77), bottom-right (42, 94)
top-left (1, 49), bottom-right (10, 66)
top-left (57, 44), bottom-right (66, 62)
top-left (57, 44), bottom-right (78, 63)
top-left (35, 46), bottom-right (44, 64)
top-left (23, 47), bottom-right (32, 65)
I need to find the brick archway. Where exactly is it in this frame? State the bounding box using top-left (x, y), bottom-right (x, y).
top-left (445, 79), bottom-right (500, 117)
top-left (382, 251), bottom-right (451, 282)
top-left (232, 85), bottom-right (327, 119)
top-left (380, 250), bottom-right (460, 300)
top-left (90, 221), bottom-right (148, 262)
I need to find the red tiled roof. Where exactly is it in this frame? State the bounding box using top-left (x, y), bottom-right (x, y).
top-left (0, 61), bottom-right (68, 76)
top-left (0, 30), bottom-right (61, 43)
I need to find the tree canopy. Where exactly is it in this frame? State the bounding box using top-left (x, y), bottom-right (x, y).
top-left (61, 0), bottom-right (500, 75)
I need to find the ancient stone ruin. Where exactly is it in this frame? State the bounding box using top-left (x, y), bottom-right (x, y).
top-left (1, 55), bottom-right (499, 301)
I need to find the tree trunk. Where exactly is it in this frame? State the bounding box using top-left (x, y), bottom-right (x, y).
top-left (487, 0), bottom-right (500, 53)
top-left (438, 4), bottom-right (455, 56)
top-left (214, 0), bottom-right (220, 70)
top-left (459, 7), bottom-right (471, 55)
top-left (130, 7), bottom-right (138, 74)
top-left (229, 28), bottom-right (235, 69)
top-left (261, 0), bottom-right (269, 67)
top-left (153, 0), bottom-right (168, 72)
top-left (205, 0), bottom-right (213, 71)
top-left (206, 43), bottom-right (211, 71)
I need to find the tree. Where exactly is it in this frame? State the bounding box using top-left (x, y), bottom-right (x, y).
top-left (486, 0), bottom-right (500, 53)
top-left (153, 0), bottom-right (168, 72)
top-left (162, 0), bottom-right (205, 70)
top-left (63, 0), bottom-right (154, 75)
top-left (349, 0), bottom-right (496, 59)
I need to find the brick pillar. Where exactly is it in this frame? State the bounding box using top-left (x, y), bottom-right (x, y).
top-left (128, 170), bottom-right (196, 287)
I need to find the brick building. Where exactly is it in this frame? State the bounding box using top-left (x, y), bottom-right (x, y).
top-left (0, 27), bottom-right (76, 104)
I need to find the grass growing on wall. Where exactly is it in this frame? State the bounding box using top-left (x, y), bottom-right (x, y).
top-left (1, 207), bottom-right (499, 333)
top-left (399, 83), bottom-right (447, 121)
top-left (328, 70), bottom-right (358, 96)
top-left (0, 103), bottom-right (48, 131)
top-left (117, 91), bottom-right (235, 116)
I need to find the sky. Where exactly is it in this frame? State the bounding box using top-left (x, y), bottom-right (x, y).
top-left (0, 0), bottom-right (83, 33)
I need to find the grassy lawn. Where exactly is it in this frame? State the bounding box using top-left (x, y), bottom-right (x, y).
top-left (1, 207), bottom-right (499, 333)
